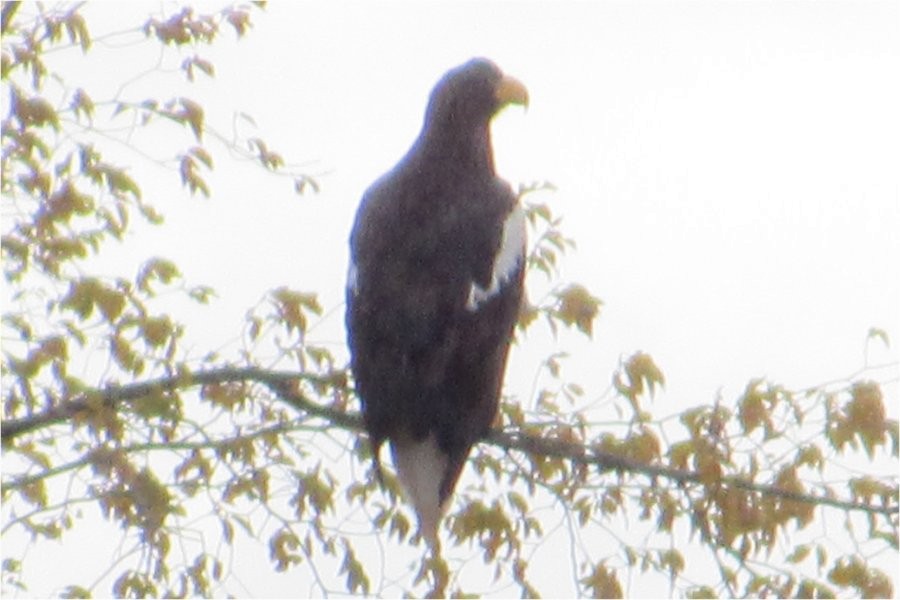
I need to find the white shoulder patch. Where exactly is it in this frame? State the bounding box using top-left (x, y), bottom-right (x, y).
top-left (391, 434), bottom-right (449, 547)
top-left (346, 260), bottom-right (358, 295)
top-left (466, 204), bottom-right (526, 311)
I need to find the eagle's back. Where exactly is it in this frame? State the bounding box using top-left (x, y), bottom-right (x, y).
top-left (347, 162), bottom-right (523, 463)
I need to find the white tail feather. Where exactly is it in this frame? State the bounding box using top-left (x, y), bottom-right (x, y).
top-left (391, 434), bottom-right (449, 547)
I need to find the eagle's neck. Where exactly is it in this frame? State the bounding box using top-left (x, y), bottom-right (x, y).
top-left (416, 119), bottom-right (495, 177)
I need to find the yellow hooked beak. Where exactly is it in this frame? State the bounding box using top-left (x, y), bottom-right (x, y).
top-left (495, 74), bottom-right (529, 109)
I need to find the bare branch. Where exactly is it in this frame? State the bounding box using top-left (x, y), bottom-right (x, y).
top-left (485, 429), bottom-right (898, 518)
top-left (3, 366), bottom-right (896, 521)
top-left (0, 366), bottom-right (356, 439)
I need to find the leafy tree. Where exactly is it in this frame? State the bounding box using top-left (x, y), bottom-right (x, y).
top-left (2, 3), bottom-right (897, 598)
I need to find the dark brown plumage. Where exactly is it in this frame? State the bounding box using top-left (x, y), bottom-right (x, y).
top-left (346, 58), bottom-right (528, 547)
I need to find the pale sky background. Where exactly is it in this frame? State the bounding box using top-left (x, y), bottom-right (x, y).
top-left (3, 1), bottom-right (899, 597)
top-left (83, 0), bottom-right (900, 401)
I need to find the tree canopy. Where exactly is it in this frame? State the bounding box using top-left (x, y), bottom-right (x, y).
top-left (2, 3), bottom-right (897, 598)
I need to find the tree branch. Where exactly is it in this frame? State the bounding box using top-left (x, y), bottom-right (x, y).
top-left (485, 429), bottom-right (898, 518)
top-left (3, 366), bottom-right (896, 519)
top-left (0, 366), bottom-right (356, 440)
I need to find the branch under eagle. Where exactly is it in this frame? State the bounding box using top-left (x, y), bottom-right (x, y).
top-left (2, 365), bottom-right (895, 521)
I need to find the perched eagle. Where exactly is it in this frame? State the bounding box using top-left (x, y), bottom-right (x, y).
top-left (346, 58), bottom-right (528, 547)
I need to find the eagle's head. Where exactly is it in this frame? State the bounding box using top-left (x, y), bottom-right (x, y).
top-left (424, 57), bottom-right (529, 131)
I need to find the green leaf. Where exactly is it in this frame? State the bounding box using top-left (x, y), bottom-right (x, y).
top-left (137, 258), bottom-right (181, 294)
top-left (270, 287), bottom-right (321, 334)
top-left (70, 89), bottom-right (95, 121)
top-left (61, 278), bottom-right (101, 320)
top-left (188, 285), bottom-right (216, 304)
top-left (786, 544), bottom-right (811, 564)
top-left (60, 585), bottom-right (92, 599)
top-left (178, 154), bottom-right (210, 197)
top-left (867, 327), bottom-right (890, 348)
top-left (268, 529), bottom-right (301, 572)
top-left (581, 562), bottom-right (623, 599)
top-left (182, 56), bottom-right (215, 81)
top-left (738, 380), bottom-right (768, 434)
top-left (63, 12), bottom-right (92, 52)
top-left (16, 95), bottom-right (60, 130)
top-left (294, 175), bottom-right (319, 195)
top-left (553, 284), bottom-right (602, 337)
top-left (249, 138), bottom-right (284, 170)
top-left (620, 351), bottom-right (666, 402)
top-left (339, 542), bottom-right (370, 595)
top-left (180, 98), bottom-right (204, 141)
top-left (102, 166), bottom-right (141, 200)
top-left (224, 8), bottom-right (252, 37)
top-left (140, 315), bottom-right (173, 347)
top-left (189, 146), bottom-right (213, 169)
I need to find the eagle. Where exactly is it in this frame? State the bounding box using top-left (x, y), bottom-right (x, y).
top-left (346, 58), bottom-right (528, 547)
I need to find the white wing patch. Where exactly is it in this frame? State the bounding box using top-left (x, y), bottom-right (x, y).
top-left (346, 260), bottom-right (359, 295)
top-left (391, 433), bottom-right (449, 547)
top-left (466, 204), bottom-right (526, 311)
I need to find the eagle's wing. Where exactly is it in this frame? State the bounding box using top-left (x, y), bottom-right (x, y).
top-left (346, 177), bottom-right (525, 545)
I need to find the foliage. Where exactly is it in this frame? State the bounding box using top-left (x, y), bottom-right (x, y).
top-left (2, 3), bottom-right (897, 598)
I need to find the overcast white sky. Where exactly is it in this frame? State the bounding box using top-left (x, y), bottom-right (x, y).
top-left (5, 1), bottom-right (899, 597)
top-left (169, 0), bottom-right (900, 407)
